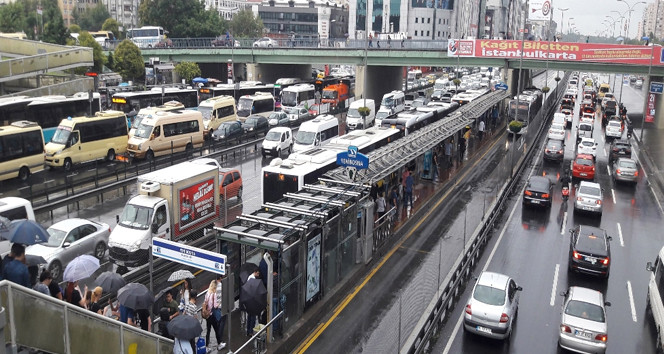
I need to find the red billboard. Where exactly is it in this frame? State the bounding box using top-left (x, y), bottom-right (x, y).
top-left (447, 39), bottom-right (664, 66)
top-left (178, 178), bottom-right (216, 230)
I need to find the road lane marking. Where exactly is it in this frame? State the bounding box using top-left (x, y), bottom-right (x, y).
top-left (44, 179), bottom-right (54, 184)
top-left (617, 222), bottom-right (624, 247)
top-left (627, 281), bottom-right (637, 322)
top-left (611, 188), bottom-right (616, 204)
top-left (606, 166), bottom-right (611, 176)
top-left (561, 212), bottom-right (568, 235)
top-left (295, 133), bottom-right (505, 354)
top-left (550, 264), bottom-right (560, 306)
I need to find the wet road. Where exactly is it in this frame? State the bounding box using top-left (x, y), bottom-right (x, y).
top-left (434, 74), bottom-right (659, 354)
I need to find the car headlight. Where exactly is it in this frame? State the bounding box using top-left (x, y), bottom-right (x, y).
top-left (129, 238), bottom-right (142, 252)
top-left (249, 127), bottom-right (254, 131)
top-left (137, 143), bottom-right (142, 150)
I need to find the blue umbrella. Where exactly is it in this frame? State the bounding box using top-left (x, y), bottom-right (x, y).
top-left (192, 77), bottom-right (208, 84)
top-left (0, 219), bottom-right (49, 245)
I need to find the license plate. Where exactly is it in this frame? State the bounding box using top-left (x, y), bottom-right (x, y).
top-left (531, 200), bottom-right (540, 204)
top-left (580, 173), bottom-right (587, 176)
top-left (619, 151), bottom-right (626, 154)
top-left (574, 330), bottom-right (592, 339)
top-left (476, 326), bottom-right (492, 334)
top-left (116, 261), bottom-right (125, 266)
top-left (583, 206), bottom-right (593, 211)
top-left (585, 256), bottom-right (597, 264)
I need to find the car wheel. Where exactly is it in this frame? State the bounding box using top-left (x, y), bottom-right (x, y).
top-left (63, 158), bottom-right (73, 172)
top-left (18, 166), bottom-right (30, 181)
top-left (289, 144), bottom-right (293, 153)
top-left (94, 242), bottom-right (106, 259)
top-left (254, 44), bottom-right (259, 47)
top-left (237, 187), bottom-right (243, 199)
top-left (277, 148), bottom-right (281, 157)
top-left (106, 149), bottom-right (116, 161)
top-left (268, 44), bottom-right (273, 48)
top-left (146, 150), bottom-right (155, 161)
top-left (49, 261), bottom-right (63, 282)
top-left (262, 152), bottom-right (266, 158)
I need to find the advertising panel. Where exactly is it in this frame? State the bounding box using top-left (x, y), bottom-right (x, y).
top-left (178, 178), bottom-right (216, 230)
top-left (646, 93), bottom-right (657, 123)
top-left (306, 232), bottom-right (322, 303)
top-left (528, 0), bottom-right (551, 21)
top-left (448, 39), bottom-right (664, 66)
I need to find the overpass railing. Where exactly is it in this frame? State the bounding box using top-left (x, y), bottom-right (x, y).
top-left (0, 280), bottom-right (173, 353)
top-left (0, 46), bottom-right (93, 82)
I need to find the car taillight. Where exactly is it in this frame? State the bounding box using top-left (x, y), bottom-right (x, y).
top-left (558, 149), bottom-right (564, 154)
top-left (616, 169), bottom-right (622, 174)
top-left (577, 196), bottom-right (583, 201)
top-left (613, 148), bottom-right (619, 152)
top-left (525, 190), bottom-right (532, 196)
top-left (108, 228), bottom-right (112, 233)
top-left (465, 304), bottom-right (472, 315)
top-left (560, 324), bottom-right (572, 333)
top-left (595, 333), bottom-right (607, 342)
top-left (602, 257), bottom-right (610, 265)
top-left (596, 200), bottom-right (602, 205)
top-left (542, 193), bottom-right (550, 198)
top-left (635, 171), bottom-right (639, 176)
top-left (500, 313), bottom-right (509, 323)
top-left (573, 250), bottom-right (581, 259)
top-left (592, 166), bottom-right (595, 171)
top-left (545, 148), bottom-right (550, 153)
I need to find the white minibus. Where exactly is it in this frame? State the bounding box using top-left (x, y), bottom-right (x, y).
top-left (293, 114), bottom-right (339, 152)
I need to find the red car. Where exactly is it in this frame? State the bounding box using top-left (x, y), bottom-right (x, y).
top-left (572, 154), bottom-right (596, 180)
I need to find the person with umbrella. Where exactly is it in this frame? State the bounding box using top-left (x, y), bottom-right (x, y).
top-left (169, 315), bottom-right (203, 354)
top-left (2, 243), bottom-right (30, 287)
top-left (65, 280), bottom-right (87, 308)
top-left (89, 286), bottom-right (104, 314)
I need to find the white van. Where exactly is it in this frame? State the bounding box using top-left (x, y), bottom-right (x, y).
top-left (293, 114), bottom-right (339, 152)
top-left (128, 109), bottom-right (204, 160)
top-left (346, 99), bottom-right (375, 130)
top-left (0, 197), bottom-right (35, 256)
top-left (647, 246), bottom-right (664, 350)
top-left (262, 127), bottom-right (293, 157)
top-left (376, 90), bottom-right (406, 127)
top-left (552, 112), bottom-right (566, 126)
top-left (197, 95), bottom-right (237, 136)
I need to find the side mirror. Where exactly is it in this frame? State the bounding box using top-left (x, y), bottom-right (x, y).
top-left (595, 143), bottom-right (598, 146)
top-left (150, 134), bottom-right (155, 141)
top-left (63, 242), bottom-right (71, 248)
top-left (559, 290), bottom-right (568, 297)
top-left (574, 184), bottom-right (579, 189)
top-left (115, 215), bottom-right (119, 224)
top-left (607, 236), bottom-right (613, 241)
top-left (151, 223), bottom-right (158, 234)
top-left (605, 301), bottom-right (612, 307)
top-left (517, 286), bottom-right (523, 291)
top-left (647, 262), bottom-right (654, 272)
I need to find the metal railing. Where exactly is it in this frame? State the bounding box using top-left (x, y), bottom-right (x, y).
top-left (0, 280), bottom-right (173, 354)
top-left (0, 47), bottom-right (93, 82)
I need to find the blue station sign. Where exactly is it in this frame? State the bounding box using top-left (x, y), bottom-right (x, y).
top-left (337, 145), bottom-right (369, 170)
top-left (494, 82), bottom-right (508, 91)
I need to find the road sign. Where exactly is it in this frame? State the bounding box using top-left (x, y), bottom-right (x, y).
top-left (494, 83), bottom-right (508, 91)
top-left (650, 81), bottom-right (664, 94)
top-left (336, 145), bottom-right (369, 170)
top-left (152, 238), bottom-right (227, 275)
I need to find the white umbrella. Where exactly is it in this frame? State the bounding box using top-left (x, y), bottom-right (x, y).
top-left (63, 255), bottom-right (100, 282)
top-left (168, 270), bottom-right (195, 282)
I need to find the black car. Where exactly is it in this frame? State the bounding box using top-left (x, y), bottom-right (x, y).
top-left (609, 139), bottom-right (631, 163)
top-left (212, 121), bottom-right (243, 143)
top-left (543, 138), bottom-right (564, 162)
top-left (431, 89), bottom-right (445, 101)
top-left (568, 225), bottom-right (612, 278)
top-left (523, 175), bottom-right (552, 208)
top-left (242, 115), bottom-right (269, 134)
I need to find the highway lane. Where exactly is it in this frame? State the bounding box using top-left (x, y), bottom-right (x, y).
top-left (433, 74), bottom-right (659, 354)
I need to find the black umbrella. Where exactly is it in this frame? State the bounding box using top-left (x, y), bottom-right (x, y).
top-left (95, 271), bottom-right (127, 294)
top-left (239, 278), bottom-right (267, 316)
top-left (117, 283), bottom-right (153, 310)
top-left (167, 315), bottom-right (203, 340)
top-left (238, 262), bottom-right (259, 286)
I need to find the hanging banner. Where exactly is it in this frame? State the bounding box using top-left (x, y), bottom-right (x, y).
top-left (646, 93), bottom-right (657, 123)
top-left (447, 39), bottom-right (664, 66)
top-left (528, 0), bottom-right (551, 21)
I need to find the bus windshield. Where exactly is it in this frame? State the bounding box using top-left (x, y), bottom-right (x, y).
top-left (296, 131), bottom-right (316, 145)
top-left (134, 123), bottom-right (154, 139)
top-left (238, 98), bottom-right (253, 112)
top-left (282, 91), bottom-right (298, 106)
top-left (198, 106), bottom-right (213, 121)
top-left (130, 28), bottom-right (159, 38)
top-left (51, 126), bottom-right (71, 145)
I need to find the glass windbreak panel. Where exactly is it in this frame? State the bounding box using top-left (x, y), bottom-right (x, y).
top-left (324, 216), bottom-right (340, 294)
top-left (5, 288), bottom-right (66, 352)
top-left (281, 246), bottom-right (303, 332)
top-left (68, 309), bottom-right (122, 354)
top-left (122, 328), bottom-right (160, 354)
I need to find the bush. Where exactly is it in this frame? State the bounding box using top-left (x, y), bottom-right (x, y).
top-left (358, 106), bottom-right (371, 117)
top-left (508, 120), bottom-right (523, 133)
top-left (542, 86), bottom-right (550, 93)
top-left (554, 76), bottom-right (561, 82)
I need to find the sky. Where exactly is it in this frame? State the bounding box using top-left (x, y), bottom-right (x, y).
top-left (549, 0), bottom-right (653, 38)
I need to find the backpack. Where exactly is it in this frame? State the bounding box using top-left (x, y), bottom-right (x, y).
top-left (201, 296), bottom-right (211, 319)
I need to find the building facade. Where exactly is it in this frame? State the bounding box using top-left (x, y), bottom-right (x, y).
top-left (101, 0), bottom-right (139, 29)
top-left (254, 0), bottom-right (348, 41)
top-left (642, 1), bottom-right (664, 40)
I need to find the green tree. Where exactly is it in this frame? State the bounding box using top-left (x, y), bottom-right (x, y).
top-left (139, 0), bottom-right (226, 38)
top-left (76, 4), bottom-right (110, 31)
top-left (0, 1), bottom-right (26, 33)
top-left (106, 52), bottom-right (115, 71)
top-left (174, 61), bottom-right (201, 83)
top-left (101, 18), bottom-right (120, 39)
top-left (229, 9), bottom-right (263, 38)
top-left (69, 24), bottom-right (81, 33)
top-left (42, 0), bottom-right (69, 44)
top-left (76, 31), bottom-right (106, 72)
top-left (114, 40), bottom-right (144, 81)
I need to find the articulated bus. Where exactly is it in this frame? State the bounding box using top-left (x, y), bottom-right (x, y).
top-left (0, 93), bottom-right (101, 143)
top-left (0, 121), bottom-right (44, 181)
top-left (261, 126), bottom-right (402, 203)
top-left (198, 82), bottom-right (275, 103)
top-left (110, 87), bottom-right (199, 122)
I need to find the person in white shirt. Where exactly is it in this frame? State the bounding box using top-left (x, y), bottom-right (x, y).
top-left (215, 274), bottom-right (226, 350)
top-left (478, 120), bottom-right (486, 141)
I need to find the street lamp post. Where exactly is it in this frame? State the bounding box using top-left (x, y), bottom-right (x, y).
top-left (618, 0), bottom-right (647, 40)
top-left (558, 7), bottom-right (569, 41)
top-left (640, 0), bottom-right (659, 141)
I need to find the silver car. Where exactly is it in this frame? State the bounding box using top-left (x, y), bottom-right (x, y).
top-left (559, 286), bottom-right (609, 353)
top-left (252, 37), bottom-right (277, 48)
top-left (26, 218), bottom-right (110, 281)
top-left (463, 271), bottom-right (522, 340)
top-left (612, 157), bottom-right (638, 184)
top-left (284, 106), bottom-right (312, 126)
top-left (574, 181), bottom-right (603, 216)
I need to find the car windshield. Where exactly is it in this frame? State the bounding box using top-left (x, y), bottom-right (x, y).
top-left (578, 185), bottom-right (601, 196)
top-left (608, 121), bottom-right (621, 128)
top-left (551, 124), bottom-right (565, 130)
top-left (581, 140), bottom-right (594, 147)
top-left (547, 141), bottom-right (562, 149)
top-left (134, 123), bottom-right (153, 139)
top-left (119, 204), bottom-right (153, 230)
top-left (296, 131), bottom-right (316, 145)
top-left (473, 284), bottom-right (506, 306)
top-left (269, 112), bottom-right (282, 120)
top-left (412, 100), bottom-right (425, 108)
top-left (575, 158), bottom-right (593, 166)
top-left (376, 111), bottom-right (389, 120)
top-left (618, 160), bottom-right (636, 169)
top-left (347, 108), bottom-right (360, 118)
top-left (265, 131), bottom-right (281, 141)
top-left (45, 228), bottom-right (67, 247)
top-left (51, 126), bottom-right (71, 145)
top-left (565, 300), bottom-right (605, 322)
top-left (246, 117), bottom-right (258, 125)
top-left (198, 106), bottom-right (213, 121)
top-left (322, 91), bottom-right (338, 99)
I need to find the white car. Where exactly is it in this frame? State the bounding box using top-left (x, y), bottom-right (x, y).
top-left (574, 181), bottom-right (603, 215)
top-left (580, 113), bottom-right (595, 124)
top-left (253, 37), bottom-right (278, 48)
top-left (559, 287), bottom-right (609, 353)
top-left (548, 122), bottom-right (566, 141)
top-left (262, 127), bottom-right (293, 157)
top-left (605, 120), bottom-right (623, 139)
top-left (577, 137), bottom-right (597, 157)
top-left (26, 218), bottom-right (110, 281)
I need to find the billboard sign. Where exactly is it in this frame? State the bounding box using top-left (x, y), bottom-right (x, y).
top-left (448, 39), bottom-right (664, 66)
top-left (529, 0), bottom-right (552, 21)
top-left (646, 93), bottom-right (657, 123)
top-left (178, 178), bottom-right (216, 230)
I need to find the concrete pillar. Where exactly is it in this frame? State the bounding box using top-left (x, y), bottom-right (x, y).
top-left (505, 68), bottom-right (533, 96)
top-left (245, 64), bottom-right (311, 84)
top-left (356, 65), bottom-right (403, 102)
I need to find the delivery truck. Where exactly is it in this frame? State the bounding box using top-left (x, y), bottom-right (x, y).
top-left (108, 161), bottom-right (220, 268)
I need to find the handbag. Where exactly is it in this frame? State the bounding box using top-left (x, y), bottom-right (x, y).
top-left (202, 296), bottom-right (211, 319)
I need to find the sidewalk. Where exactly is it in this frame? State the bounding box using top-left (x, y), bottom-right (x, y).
top-left (632, 125), bottom-right (664, 211)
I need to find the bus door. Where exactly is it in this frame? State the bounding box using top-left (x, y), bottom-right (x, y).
top-left (68, 131), bottom-right (82, 163)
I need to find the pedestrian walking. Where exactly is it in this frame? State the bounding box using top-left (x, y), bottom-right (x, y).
top-left (136, 308), bottom-right (152, 332)
top-left (458, 137), bottom-right (466, 162)
top-left (444, 139), bottom-right (453, 167)
top-left (179, 278), bottom-right (192, 312)
top-left (390, 186), bottom-right (398, 210)
top-left (33, 270), bottom-right (52, 295)
top-left (291, 33), bottom-right (296, 48)
top-left (369, 34), bottom-right (373, 47)
top-left (164, 290), bottom-right (180, 320)
top-left (65, 280), bottom-right (87, 309)
top-left (432, 152), bottom-right (439, 182)
top-left (405, 171), bottom-right (414, 208)
top-left (387, 36), bottom-right (391, 48)
top-left (2, 243), bottom-right (30, 288)
top-left (478, 120), bottom-right (485, 141)
top-left (214, 274), bottom-right (227, 350)
top-left (376, 192), bottom-right (387, 219)
top-left (245, 270), bottom-right (260, 336)
top-left (401, 38), bottom-right (405, 48)
top-left (203, 280), bottom-right (222, 351)
top-left (184, 289), bottom-right (199, 319)
top-left (119, 303), bottom-right (136, 326)
top-left (377, 39), bottom-right (381, 48)
top-left (89, 286), bottom-right (104, 315)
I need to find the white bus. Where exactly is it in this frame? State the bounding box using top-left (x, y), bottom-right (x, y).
top-left (237, 92), bottom-right (275, 119)
top-left (281, 84), bottom-right (316, 109)
top-left (261, 126), bottom-right (402, 203)
top-left (0, 121), bottom-right (44, 181)
top-left (647, 246), bottom-right (664, 350)
top-left (128, 26), bottom-right (166, 48)
top-left (292, 114), bottom-right (339, 152)
top-left (376, 90), bottom-right (406, 126)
